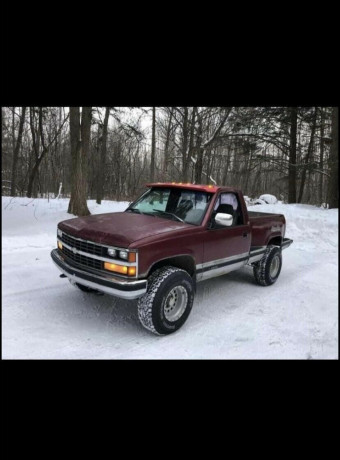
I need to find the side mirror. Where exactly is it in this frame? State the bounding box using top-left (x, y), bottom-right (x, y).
top-left (215, 212), bottom-right (233, 227)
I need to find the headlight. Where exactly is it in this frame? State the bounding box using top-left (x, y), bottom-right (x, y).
top-left (107, 248), bottom-right (117, 257)
top-left (119, 250), bottom-right (128, 260)
top-left (57, 228), bottom-right (62, 238)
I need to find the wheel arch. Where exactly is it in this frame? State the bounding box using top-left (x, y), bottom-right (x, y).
top-left (267, 235), bottom-right (282, 247)
top-left (147, 254), bottom-right (196, 279)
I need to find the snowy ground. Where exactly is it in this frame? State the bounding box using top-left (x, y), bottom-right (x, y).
top-left (2, 196), bottom-right (338, 359)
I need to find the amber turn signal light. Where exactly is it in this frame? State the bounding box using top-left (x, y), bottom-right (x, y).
top-left (104, 262), bottom-right (128, 275)
top-left (58, 241), bottom-right (63, 250)
top-left (128, 252), bottom-right (136, 263)
top-left (128, 267), bottom-right (136, 276)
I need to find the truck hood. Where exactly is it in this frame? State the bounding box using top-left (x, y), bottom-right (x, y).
top-left (58, 212), bottom-right (191, 247)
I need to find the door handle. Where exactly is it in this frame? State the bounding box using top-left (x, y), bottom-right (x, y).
top-left (242, 232), bottom-right (248, 238)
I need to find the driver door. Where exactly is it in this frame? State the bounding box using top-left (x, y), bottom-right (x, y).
top-left (198, 192), bottom-right (251, 281)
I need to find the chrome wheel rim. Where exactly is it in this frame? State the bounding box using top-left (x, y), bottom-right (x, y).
top-left (164, 286), bottom-right (188, 322)
top-left (270, 255), bottom-right (280, 278)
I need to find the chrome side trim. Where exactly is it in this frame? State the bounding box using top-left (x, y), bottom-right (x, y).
top-left (247, 246), bottom-right (267, 264)
top-left (199, 260), bottom-right (247, 281)
top-left (249, 246), bottom-right (267, 255)
top-left (196, 252), bottom-right (249, 270)
top-left (248, 253), bottom-right (264, 264)
top-left (196, 252), bottom-right (249, 282)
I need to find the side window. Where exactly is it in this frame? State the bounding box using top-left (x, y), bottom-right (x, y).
top-left (213, 193), bottom-right (243, 226)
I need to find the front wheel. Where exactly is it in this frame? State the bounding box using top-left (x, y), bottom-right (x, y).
top-left (137, 266), bottom-right (194, 335)
top-left (253, 246), bottom-right (282, 286)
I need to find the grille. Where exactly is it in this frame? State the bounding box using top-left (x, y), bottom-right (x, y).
top-left (62, 245), bottom-right (103, 271)
top-left (61, 232), bottom-right (104, 257)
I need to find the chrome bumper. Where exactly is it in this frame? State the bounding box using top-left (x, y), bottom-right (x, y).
top-left (51, 249), bottom-right (147, 299)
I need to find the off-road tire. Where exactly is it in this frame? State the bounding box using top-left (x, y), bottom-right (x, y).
top-left (253, 246), bottom-right (282, 286)
top-left (137, 266), bottom-right (194, 335)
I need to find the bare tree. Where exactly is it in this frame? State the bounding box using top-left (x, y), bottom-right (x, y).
top-left (96, 107), bottom-right (110, 204)
top-left (162, 107), bottom-right (174, 178)
top-left (318, 107), bottom-right (325, 204)
top-left (10, 106), bottom-right (26, 196)
top-left (150, 107), bottom-right (156, 182)
top-left (27, 108), bottom-right (68, 198)
top-left (327, 107), bottom-right (338, 208)
top-left (288, 107), bottom-right (298, 203)
top-left (68, 107), bottom-right (92, 216)
top-left (194, 107), bottom-right (232, 183)
top-left (298, 107), bottom-right (317, 203)
top-left (2, 106), bottom-right (335, 206)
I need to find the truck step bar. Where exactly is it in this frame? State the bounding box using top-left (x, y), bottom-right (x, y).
top-left (248, 238), bottom-right (293, 264)
top-left (282, 238), bottom-right (293, 249)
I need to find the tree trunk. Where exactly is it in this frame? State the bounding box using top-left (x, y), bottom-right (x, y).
top-left (96, 107), bottom-right (110, 204)
top-left (288, 107), bottom-right (298, 203)
top-left (150, 107), bottom-right (156, 182)
top-left (298, 107), bottom-right (317, 203)
top-left (222, 146), bottom-right (231, 185)
top-left (186, 107), bottom-right (197, 182)
top-left (181, 107), bottom-right (190, 182)
top-left (27, 107), bottom-right (41, 198)
top-left (163, 108), bottom-right (173, 179)
top-left (68, 107), bottom-right (91, 216)
top-left (319, 107), bottom-right (324, 204)
top-left (243, 144), bottom-right (253, 194)
top-left (27, 156), bottom-right (44, 198)
top-left (327, 107), bottom-right (338, 208)
top-left (27, 107), bottom-right (68, 198)
top-left (194, 111), bottom-right (203, 184)
top-left (10, 107), bottom-right (26, 196)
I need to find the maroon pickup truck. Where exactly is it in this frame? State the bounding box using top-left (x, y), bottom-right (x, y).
top-left (51, 183), bottom-right (293, 335)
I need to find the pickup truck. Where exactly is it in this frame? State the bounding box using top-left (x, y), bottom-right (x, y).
top-left (51, 183), bottom-right (293, 335)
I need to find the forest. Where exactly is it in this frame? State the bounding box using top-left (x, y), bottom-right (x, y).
top-left (1, 106), bottom-right (338, 215)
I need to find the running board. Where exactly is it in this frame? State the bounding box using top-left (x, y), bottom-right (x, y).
top-left (282, 238), bottom-right (293, 249)
top-left (248, 238), bottom-right (293, 264)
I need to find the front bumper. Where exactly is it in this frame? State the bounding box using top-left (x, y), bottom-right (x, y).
top-left (51, 249), bottom-right (147, 299)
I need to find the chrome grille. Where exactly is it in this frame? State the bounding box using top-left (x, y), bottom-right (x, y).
top-left (60, 232), bottom-right (104, 256)
top-left (61, 245), bottom-right (103, 271)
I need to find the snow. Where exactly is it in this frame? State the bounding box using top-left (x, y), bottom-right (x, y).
top-left (2, 196), bottom-right (338, 359)
top-left (253, 198), bottom-right (266, 205)
top-left (259, 194), bottom-right (278, 204)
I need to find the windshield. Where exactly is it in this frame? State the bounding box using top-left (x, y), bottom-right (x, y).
top-left (126, 188), bottom-right (213, 226)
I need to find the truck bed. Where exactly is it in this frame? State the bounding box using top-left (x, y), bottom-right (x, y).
top-left (248, 210), bottom-right (286, 247)
top-left (248, 210), bottom-right (284, 219)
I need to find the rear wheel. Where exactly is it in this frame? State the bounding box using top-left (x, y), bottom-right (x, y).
top-left (137, 266), bottom-right (194, 335)
top-left (253, 246), bottom-right (282, 286)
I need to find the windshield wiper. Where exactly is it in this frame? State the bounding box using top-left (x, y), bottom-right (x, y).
top-left (152, 209), bottom-right (184, 223)
top-left (126, 208), bottom-right (144, 214)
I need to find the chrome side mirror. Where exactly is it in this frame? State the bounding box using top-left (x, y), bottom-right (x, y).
top-left (215, 212), bottom-right (233, 227)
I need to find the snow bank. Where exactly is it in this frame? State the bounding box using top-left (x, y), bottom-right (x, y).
top-left (253, 198), bottom-right (266, 205)
top-left (259, 194), bottom-right (278, 204)
top-left (2, 196), bottom-right (338, 359)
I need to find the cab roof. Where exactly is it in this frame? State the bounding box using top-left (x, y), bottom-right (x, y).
top-left (146, 182), bottom-right (239, 194)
